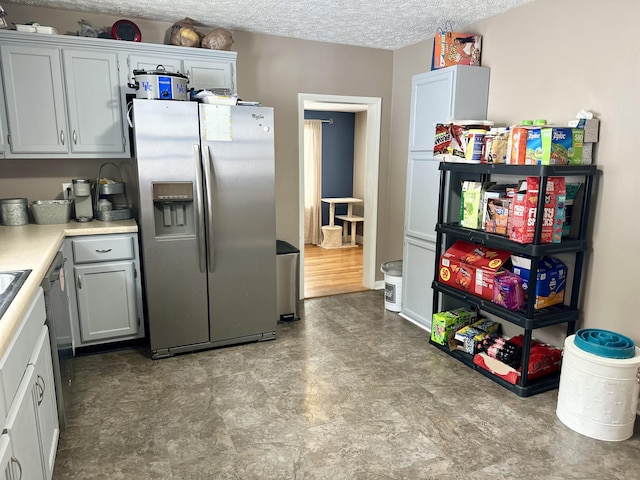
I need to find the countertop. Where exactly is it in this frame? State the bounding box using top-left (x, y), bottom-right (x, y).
top-left (0, 219), bottom-right (138, 357)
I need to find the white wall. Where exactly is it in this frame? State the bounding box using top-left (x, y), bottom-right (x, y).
top-left (391, 0), bottom-right (640, 343)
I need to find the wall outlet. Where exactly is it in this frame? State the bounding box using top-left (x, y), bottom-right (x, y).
top-left (62, 183), bottom-right (73, 199)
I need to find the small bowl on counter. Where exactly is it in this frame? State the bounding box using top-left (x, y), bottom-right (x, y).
top-left (30, 199), bottom-right (73, 225)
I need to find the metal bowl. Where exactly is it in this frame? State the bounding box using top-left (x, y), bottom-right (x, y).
top-left (94, 206), bottom-right (132, 222)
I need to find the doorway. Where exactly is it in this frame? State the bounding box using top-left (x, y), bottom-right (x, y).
top-left (297, 93), bottom-right (381, 298)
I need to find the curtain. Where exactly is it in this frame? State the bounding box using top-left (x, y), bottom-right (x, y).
top-left (304, 120), bottom-right (322, 245)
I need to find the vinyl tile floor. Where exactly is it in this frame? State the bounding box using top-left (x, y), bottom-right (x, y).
top-left (53, 291), bottom-right (640, 479)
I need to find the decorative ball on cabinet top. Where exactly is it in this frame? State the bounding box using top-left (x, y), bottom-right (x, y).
top-left (201, 28), bottom-right (234, 51)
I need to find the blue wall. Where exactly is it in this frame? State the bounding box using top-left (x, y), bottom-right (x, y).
top-left (304, 111), bottom-right (355, 225)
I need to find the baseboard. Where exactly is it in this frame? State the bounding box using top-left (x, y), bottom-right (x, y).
top-left (399, 312), bottom-right (431, 333)
top-left (374, 280), bottom-right (384, 290)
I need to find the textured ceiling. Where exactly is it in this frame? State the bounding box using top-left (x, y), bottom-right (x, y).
top-left (8, 0), bottom-right (536, 50)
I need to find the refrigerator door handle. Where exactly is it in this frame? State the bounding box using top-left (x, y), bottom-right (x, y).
top-left (202, 145), bottom-right (215, 272)
top-left (193, 144), bottom-right (207, 273)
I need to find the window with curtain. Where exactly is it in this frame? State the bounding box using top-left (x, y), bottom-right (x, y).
top-left (304, 120), bottom-right (322, 245)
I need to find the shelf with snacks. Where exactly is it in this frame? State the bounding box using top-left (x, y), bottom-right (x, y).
top-left (430, 160), bottom-right (600, 397)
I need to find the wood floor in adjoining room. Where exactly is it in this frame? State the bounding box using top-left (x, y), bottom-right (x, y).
top-left (304, 243), bottom-right (368, 298)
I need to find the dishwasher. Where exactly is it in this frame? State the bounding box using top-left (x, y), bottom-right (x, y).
top-left (40, 251), bottom-right (73, 430)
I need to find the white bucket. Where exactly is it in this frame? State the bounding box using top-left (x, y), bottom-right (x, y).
top-left (556, 334), bottom-right (640, 441)
top-left (381, 261), bottom-right (402, 312)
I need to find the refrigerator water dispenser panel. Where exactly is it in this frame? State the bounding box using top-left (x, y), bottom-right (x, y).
top-left (152, 182), bottom-right (195, 237)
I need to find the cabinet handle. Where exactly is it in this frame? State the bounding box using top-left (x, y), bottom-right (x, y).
top-left (10, 457), bottom-right (22, 480)
top-left (77, 274), bottom-right (82, 289)
top-left (36, 375), bottom-right (45, 406)
top-left (73, 130), bottom-right (78, 145)
top-left (95, 248), bottom-right (112, 253)
top-left (60, 130), bottom-right (65, 145)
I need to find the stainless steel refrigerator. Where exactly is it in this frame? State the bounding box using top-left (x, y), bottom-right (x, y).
top-left (131, 99), bottom-right (277, 359)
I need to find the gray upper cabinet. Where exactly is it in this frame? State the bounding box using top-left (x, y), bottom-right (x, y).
top-left (126, 53), bottom-right (236, 94)
top-left (0, 41), bottom-right (127, 158)
top-left (0, 30), bottom-right (237, 159)
top-left (0, 44), bottom-right (69, 155)
top-left (183, 58), bottom-right (235, 92)
top-left (62, 49), bottom-right (127, 155)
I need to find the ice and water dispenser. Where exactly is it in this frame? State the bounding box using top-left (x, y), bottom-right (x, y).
top-left (152, 182), bottom-right (195, 236)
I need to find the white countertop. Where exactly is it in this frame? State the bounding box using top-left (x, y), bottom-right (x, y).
top-left (0, 219), bottom-right (138, 356)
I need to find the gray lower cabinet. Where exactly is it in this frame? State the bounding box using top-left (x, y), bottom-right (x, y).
top-left (64, 233), bottom-right (145, 348)
top-left (0, 290), bottom-right (58, 480)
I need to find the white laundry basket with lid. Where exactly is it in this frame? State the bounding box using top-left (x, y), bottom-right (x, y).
top-left (380, 261), bottom-right (403, 312)
top-left (556, 329), bottom-right (640, 441)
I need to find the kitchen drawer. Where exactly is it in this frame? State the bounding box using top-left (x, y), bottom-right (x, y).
top-left (0, 288), bottom-right (45, 410)
top-left (72, 235), bottom-right (134, 263)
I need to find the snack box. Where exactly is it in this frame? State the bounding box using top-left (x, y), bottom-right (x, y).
top-left (438, 241), bottom-right (512, 300)
top-left (511, 256), bottom-right (566, 309)
top-left (482, 184), bottom-right (517, 235)
top-left (430, 308), bottom-right (476, 345)
top-left (460, 181), bottom-right (496, 229)
top-left (450, 319), bottom-right (501, 354)
top-left (509, 177), bottom-right (566, 244)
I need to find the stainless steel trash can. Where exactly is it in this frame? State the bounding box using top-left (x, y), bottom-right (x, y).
top-left (276, 240), bottom-right (300, 322)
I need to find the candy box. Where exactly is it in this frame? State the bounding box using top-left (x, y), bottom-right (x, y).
top-left (511, 256), bottom-right (566, 309)
top-left (430, 308), bottom-right (476, 345)
top-left (509, 177), bottom-right (566, 244)
top-left (438, 241), bottom-right (512, 300)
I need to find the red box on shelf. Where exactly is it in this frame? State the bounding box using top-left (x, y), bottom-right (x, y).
top-left (438, 240), bottom-right (512, 300)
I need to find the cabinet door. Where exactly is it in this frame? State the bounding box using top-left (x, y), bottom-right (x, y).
top-left (62, 49), bottom-right (126, 154)
top-left (4, 365), bottom-right (45, 480)
top-left (128, 54), bottom-right (183, 79)
top-left (0, 434), bottom-right (13, 480)
top-left (183, 58), bottom-right (235, 92)
top-left (0, 44), bottom-right (68, 154)
top-left (30, 327), bottom-right (59, 480)
top-left (408, 68), bottom-right (454, 152)
top-left (75, 261), bottom-right (138, 342)
top-left (401, 237), bottom-right (436, 330)
top-left (405, 154), bottom-right (441, 243)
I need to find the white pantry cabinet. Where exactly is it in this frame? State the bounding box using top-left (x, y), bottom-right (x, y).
top-left (401, 66), bottom-right (490, 331)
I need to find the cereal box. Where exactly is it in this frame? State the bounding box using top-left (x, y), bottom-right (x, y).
top-left (438, 241), bottom-right (512, 300)
top-left (511, 256), bottom-right (566, 309)
top-left (509, 177), bottom-right (566, 244)
top-left (430, 308), bottom-right (476, 345)
top-left (432, 32), bottom-right (482, 70)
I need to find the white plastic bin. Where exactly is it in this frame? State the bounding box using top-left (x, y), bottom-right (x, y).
top-left (380, 260), bottom-right (402, 312)
top-left (556, 330), bottom-right (640, 441)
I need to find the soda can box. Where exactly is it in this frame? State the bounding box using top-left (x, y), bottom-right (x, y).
top-left (511, 256), bottom-right (566, 309)
top-left (509, 177), bottom-right (566, 244)
top-left (430, 308), bottom-right (476, 345)
top-left (439, 241), bottom-right (512, 300)
top-left (450, 319), bottom-right (500, 354)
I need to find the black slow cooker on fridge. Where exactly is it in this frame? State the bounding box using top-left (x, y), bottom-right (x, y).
top-left (128, 65), bottom-right (189, 101)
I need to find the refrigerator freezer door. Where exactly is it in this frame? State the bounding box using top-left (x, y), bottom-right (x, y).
top-left (200, 104), bottom-right (277, 342)
top-left (132, 100), bottom-right (209, 352)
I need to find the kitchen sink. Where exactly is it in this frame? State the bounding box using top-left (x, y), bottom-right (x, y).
top-left (0, 270), bottom-right (31, 320)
